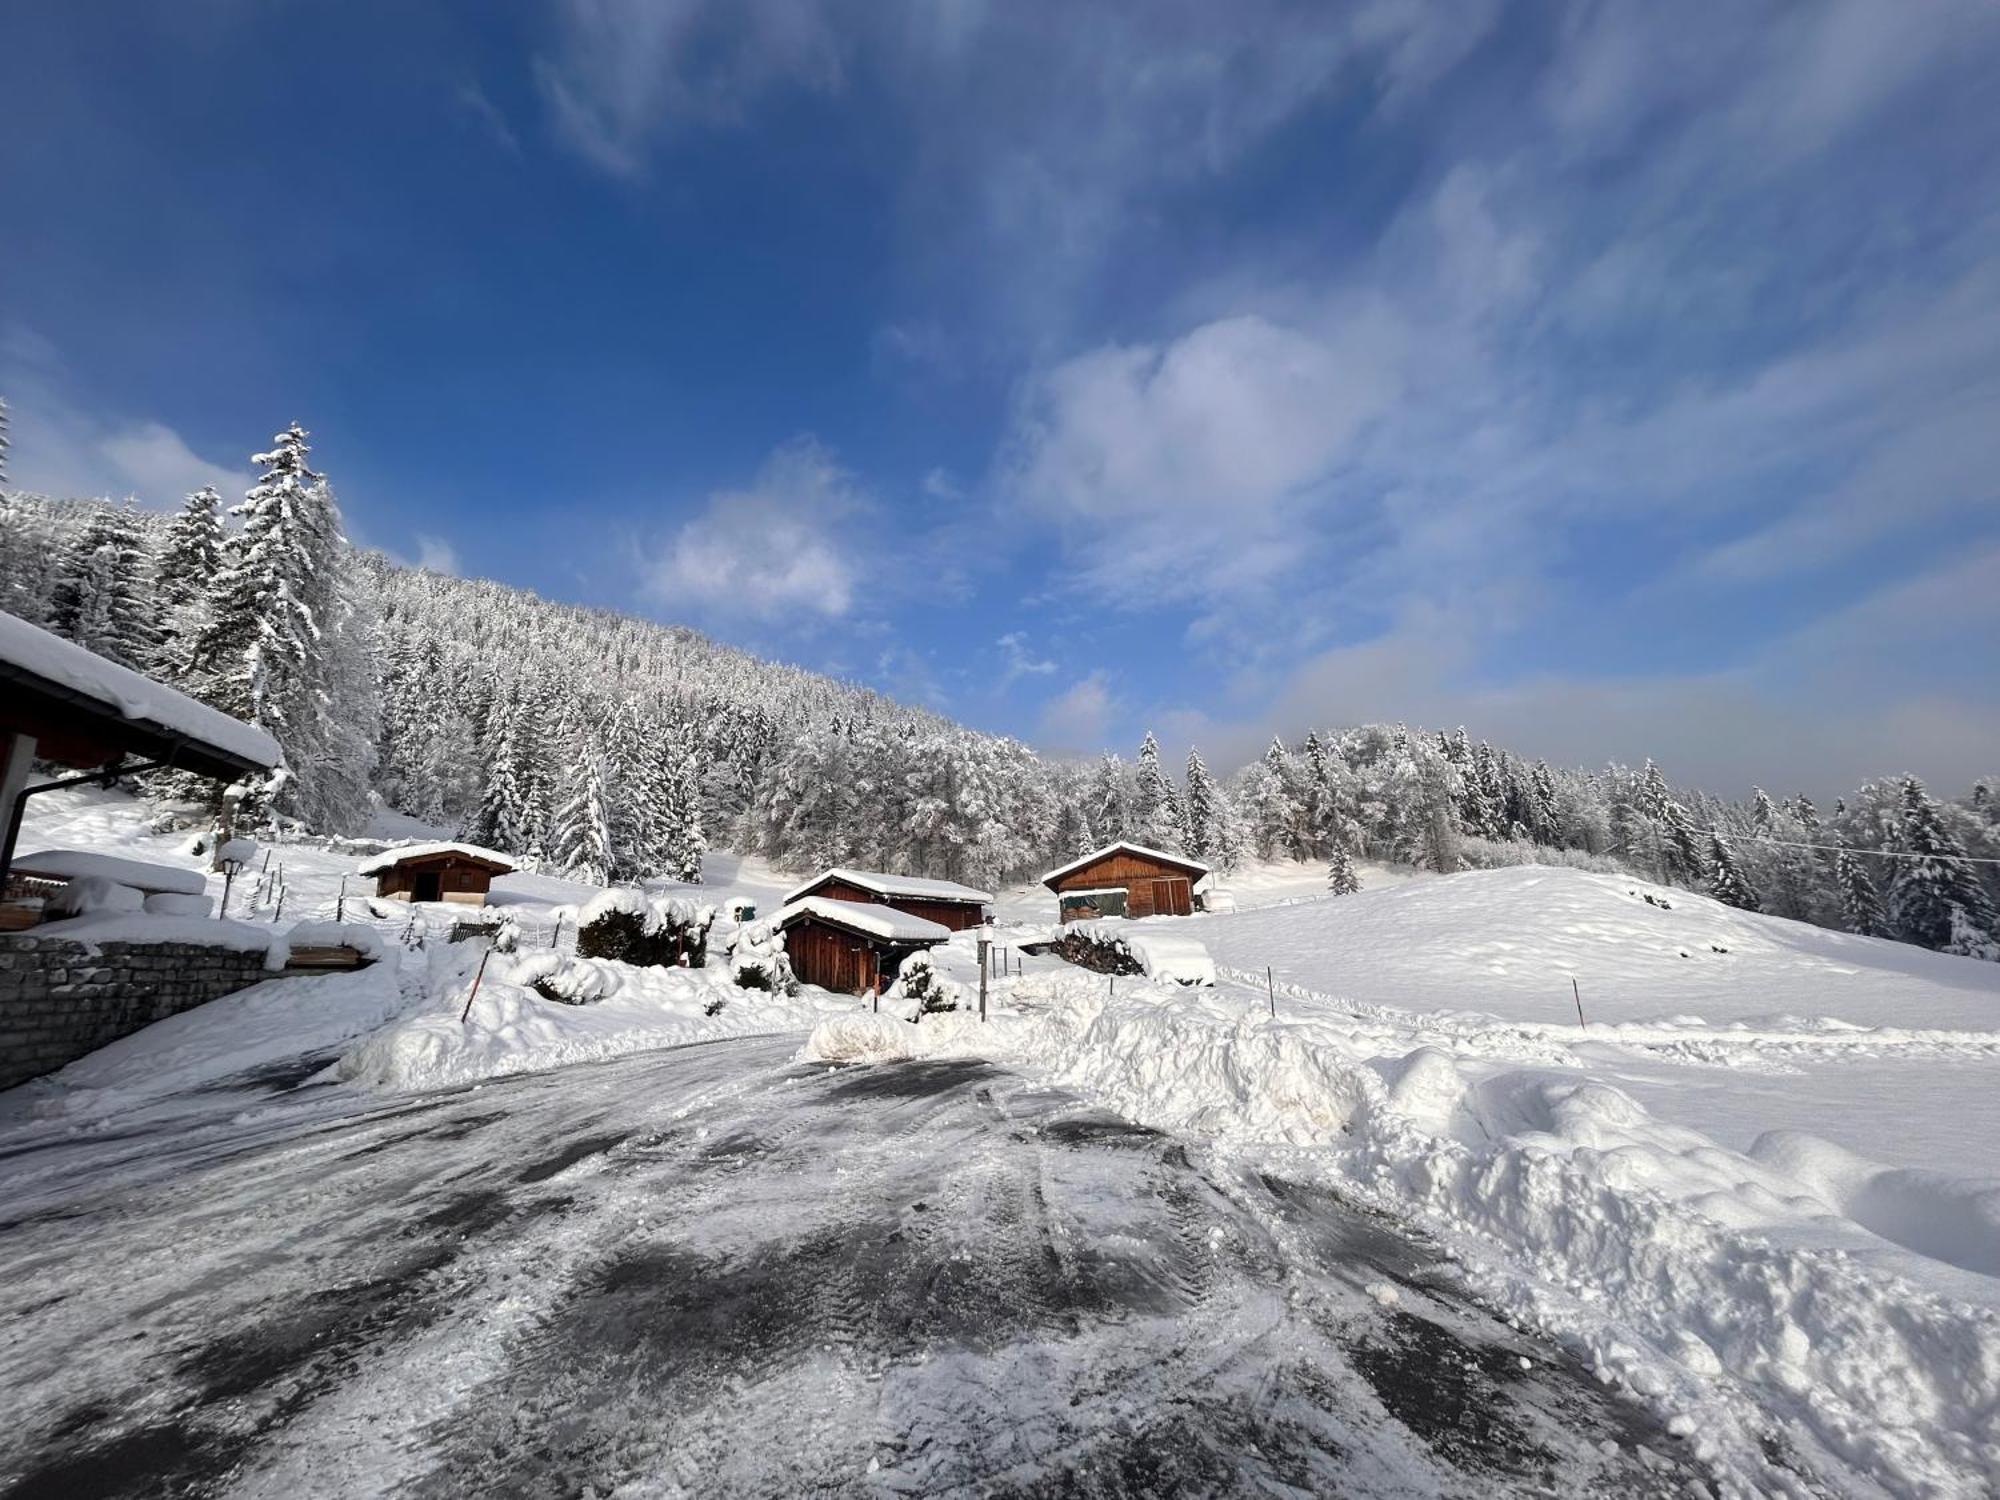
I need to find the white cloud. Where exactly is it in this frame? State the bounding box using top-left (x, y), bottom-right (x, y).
top-left (1036, 671), bottom-right (1118, 754)
top-left (0, 332), bottom-right (251, 506)
top-left (455, 82), bottom-right (522, 153)
top-left (640, 436), bottom-right (865, 625)
top-left (996, 631), bottom-right (1055, 686)
top-left (535, 0), bottom-right (842, 176)
top-left (414, 534), bottom-right (462, 575)
top-left (1002, 311), bottom-right (1402, 602)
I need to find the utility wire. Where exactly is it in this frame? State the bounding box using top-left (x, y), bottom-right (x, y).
top-left (1689, 829), bottom-right (2000, 867)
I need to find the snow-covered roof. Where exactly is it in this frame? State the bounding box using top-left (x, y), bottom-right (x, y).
top-left (356, 841), bottom-right (516, 876)
top-left (782, 867), bottom-right (994, 906)
top-left (774, 896), bottom-right (952, 945)
top-left (0, 608), bottom-right (281, 774)
top-left (1039, 841), bottom-right (1211, 888)
top-left (11, 849), bottom-right (208, 896)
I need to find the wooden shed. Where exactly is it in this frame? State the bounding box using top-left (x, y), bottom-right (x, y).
top-left (358, 842), bottom-right (515, 906)
top-left (781, 867), bottom-right (992, 932)
top-left (775, 896), bottom-right (951, 996)
top-left (1040, 841), bottom-right (1211, 924)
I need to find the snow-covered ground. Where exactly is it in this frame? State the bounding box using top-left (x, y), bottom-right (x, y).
top-left (8, 791), bottom-right (2000, 1496)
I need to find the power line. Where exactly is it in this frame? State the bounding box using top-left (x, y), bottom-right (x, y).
top-left (1690, 829), bottom-right (2000, 867)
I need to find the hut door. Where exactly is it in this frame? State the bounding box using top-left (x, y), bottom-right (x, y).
top-left (412, 870), bottom-right (442, 902)
top-left (1150, 878), bottom-right (1189, 916)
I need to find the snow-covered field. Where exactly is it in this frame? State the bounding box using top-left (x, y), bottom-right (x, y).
top-left (7, 790), bottom-right (2000, 1496)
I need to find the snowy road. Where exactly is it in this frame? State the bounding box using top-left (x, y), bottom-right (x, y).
top-left (0, 1037), bottom-right (1707, 1498)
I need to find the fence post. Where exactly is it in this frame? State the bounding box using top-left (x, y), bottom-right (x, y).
top-left (978, 935), bottom-right (989, 1023)
top-left (1571, 976), bottom-right (1587, 1029)
top-left (458, 944), bottom-right (495, 1024)
top-left (1267, 965), bottom-right (1276, 1020)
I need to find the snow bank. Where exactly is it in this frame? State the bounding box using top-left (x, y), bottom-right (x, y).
top-left (143, 891), bottom-right (213, 918)
top-left (278, 920), bottom-right (386, 963)
top-left (25, 912), bottom-right (281, 963)
top-left (46, 876), bottom-right (145, 917)
top-left (798, 976), bottom-right (2000, 1498)
top-left (338, 946), bottom-right (843, 1091)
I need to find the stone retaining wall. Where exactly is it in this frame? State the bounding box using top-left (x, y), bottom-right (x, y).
top-left (0, 936), bottom-right (275, 1092)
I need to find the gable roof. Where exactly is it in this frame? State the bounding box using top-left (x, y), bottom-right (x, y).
top-left (782, 866), bottom-right (994, 906)
top-left (1039, 841), bottom-right (1211, 890)
top-left (774, 896), bottom-right (952, 945)
top-left (0, 608), bottom-right (281, 780)
top-left (356, 841), bottom-right (516, 876)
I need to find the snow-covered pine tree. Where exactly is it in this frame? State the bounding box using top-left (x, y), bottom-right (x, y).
top-left (1833, 840), bottom-right (1881, 937)
top-left (1888, 777), bottom-right (2000, 959)
top-left (154, 486), bottom-right (223, 667)
top-left (652, 723), bottom-right (708, 883)
top-left (551, 741), bottom-right (615, 887)
top-left (1131, 732), bottom-right (1182, 851)
top-left (1326, 844), bottom-right (1359, 895)
top-left (1181, 749), bottom-right (1220, 860)
top-left (48, 503), bottom-right (158, 667)
top-left (1751, 787), bottom-right (1778, 836)
top-left (1088, 753), bottom-right (1130, 846)
top-left (468, 684), bottom-right (535, 854)
top-left (185, 424), bottom-right (378, 831)
top-left (0, 395), bottom-right (10, 487)
top-left (1707, 833), bottom-right (1759, 911)
top-left (1661, 800), bottom-right (1704, 885)
top-left (1791, 794), bottom-right (1820, 838)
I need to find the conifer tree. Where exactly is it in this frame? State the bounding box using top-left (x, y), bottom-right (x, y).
top-left (552, 743), bottom-right (615, 886)
top-left (1326, 844), bottom-right (1359, 895)
top-left (1751, 787), bottom-right (1778, 836)
top-left (1662, 801), bottom-right (1704, 884)
top-left (155, 486), bottom-right (224, 665)
top-left (1707, 833), bottom-right (1759, 911)
top-left (652, 725), bottom-right (708, 883)
top-left (1181, 749), bottom-right (1220, 860)
top-left (48, 504), bottom-right (158, 667)
top-left (1131, 731), bottom-right (1182, 850)
top-left (1833, 840), bottom-right (1882, 937)
top-left (1888, 777), bottom-right (1999, 958)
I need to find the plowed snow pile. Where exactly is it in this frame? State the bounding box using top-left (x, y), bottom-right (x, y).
top-left (805, 866), bottom-right (2000, 1499)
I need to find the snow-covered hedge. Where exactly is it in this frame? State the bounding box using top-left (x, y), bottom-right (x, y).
top-left (729, 917), bottom-right (796, 994)
top-left (508, 952), bottom-right (623, 1006)
top-left (575, 888), bottom-right (717, 968)
top-left (888, 950), bottom-right (966, 1015)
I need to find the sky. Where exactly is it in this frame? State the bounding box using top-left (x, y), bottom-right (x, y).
top-left (2, 0), bottom-right (1997, 799)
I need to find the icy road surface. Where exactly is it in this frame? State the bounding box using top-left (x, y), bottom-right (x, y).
top-left (0, 1038), bottom-right (1706, 1498)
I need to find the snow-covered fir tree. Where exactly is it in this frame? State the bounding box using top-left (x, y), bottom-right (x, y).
top-left (551, 741), bottom-right (615, 886)
top-left (1326, 844), bottom-right (1359, 895)
top-left (1707, 834), bottom-right (1759, 911)
top-left (1888, 778), bottom-right (1999, 960)
top-left (1130, 732), bottom-right (1182, 851)
top-left (153, 486), bottom-right (223, 667)
top-left (1833, 840), bottom-right (1882, 937)
top-left (48, 503), bottom-right (157, 667)
top-left (1181, 749), bottom-right (1221, 861)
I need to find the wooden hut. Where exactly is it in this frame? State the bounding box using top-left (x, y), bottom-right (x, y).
top-left (781, 867), bottom-right (992, 932)
top-left (1040, 841), bottom-right (1211, 924)
top-left (774, 897), bottom-right (951, 996)
top-left (358, 842), bottom-right (515, 906)
top-left (2, 609), bottom-right (281, 902)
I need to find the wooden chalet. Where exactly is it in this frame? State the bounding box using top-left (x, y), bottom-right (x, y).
top-left (1040, 841), bottom-right (1211, 924)
top-left (358, 842), bottom-right (515, 906)
top-left (775, 896), bottom-right (951, 996)
top-left (781, 867), bottom-right (992, 932)
top-left (2, 609), bottom-right (281, 904)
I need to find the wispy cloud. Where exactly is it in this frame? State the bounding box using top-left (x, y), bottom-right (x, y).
top-left (638, 436), bottom-right (867, 627)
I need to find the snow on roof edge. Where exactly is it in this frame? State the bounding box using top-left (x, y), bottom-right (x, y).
top-left (780, 866), bottom-right (995, 906)
top-left (356, 841), bottom-right (517, 875)
top-left (0, 608), bottom-right (281, 771)
top-left (774, 896), bottom-right (953, 944)
top-left (1039, 841), bottom-right (1212, 888)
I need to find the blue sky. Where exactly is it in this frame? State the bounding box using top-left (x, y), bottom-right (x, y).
top-left (3, 1), bottom-right (1997, 796)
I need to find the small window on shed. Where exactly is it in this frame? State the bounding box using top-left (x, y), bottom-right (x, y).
top-left (1062, 888), bottom-right (1126, 921)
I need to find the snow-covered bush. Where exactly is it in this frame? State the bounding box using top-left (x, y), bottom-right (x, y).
top-left (1455, 836), bottom-right (1627, 875)
top-left (888, 950), bottom-right (965, 1016)
top-left (1053, 925), bottom-right (1145, 978)
top-left (729, 917), bottom-right (796, 994)
top-left (509, 952), bottom-right (622, 1007)
top-left (575, 887), bottom-right (716, 967)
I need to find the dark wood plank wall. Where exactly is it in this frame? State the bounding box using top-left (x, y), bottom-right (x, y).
top-left (377, 856), bottom-right (499, 901)
top-left (1051, 851), bottom-right (1198, 923)
top-left (804, 878), bottom-right (987, 931)
top-left (785, 917), bottom-right (880, 995)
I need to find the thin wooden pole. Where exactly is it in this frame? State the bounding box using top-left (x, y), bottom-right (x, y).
top-left (1267, 965), bottom-right (1276, 1020)
top-left (978, 936), bottom-right (989, 1022)
top-left (336, 875), bottom-right (347, 923)
top-left (1572, 977), bottom-right (1587, 1029)
top-left (458, 945), bottom-right (495, 1024)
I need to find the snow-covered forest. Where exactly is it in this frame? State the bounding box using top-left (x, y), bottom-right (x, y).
top-left (1, 423), bottom-right (1995, 959)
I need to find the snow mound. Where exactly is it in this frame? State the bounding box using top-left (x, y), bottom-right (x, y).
top-left (12, 849), bottom-right (207, 895)
top-left (279, 920), bottom-right (386, 963)
top-left (1071, 920), bottom-right (1217, 985)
